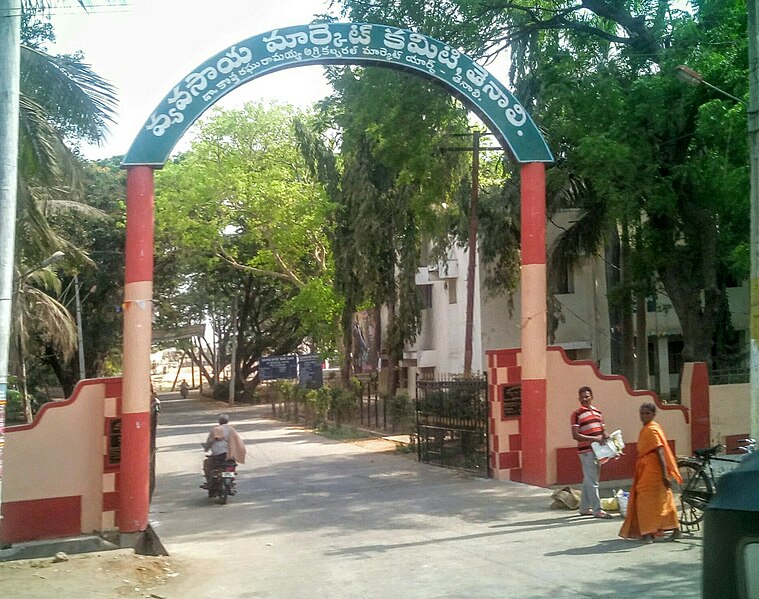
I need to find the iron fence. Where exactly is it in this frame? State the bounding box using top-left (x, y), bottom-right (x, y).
top-left (710, 367), bottom-right (749, 385)
top-left (416, 374), bottom-right (489, 476)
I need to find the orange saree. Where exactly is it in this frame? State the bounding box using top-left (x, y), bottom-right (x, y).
top-left (619, 421), bottom-right (682, 539)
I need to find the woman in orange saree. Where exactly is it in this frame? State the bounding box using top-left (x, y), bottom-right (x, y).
top-left (619, 402), bottom-right (683, 543)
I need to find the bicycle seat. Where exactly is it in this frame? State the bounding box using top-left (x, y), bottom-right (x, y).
top-left (693, 444), bottom-right (724, 458)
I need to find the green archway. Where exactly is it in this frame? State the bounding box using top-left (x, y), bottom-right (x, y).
top-left (123, 22), bottom-right (552, 166)
top-left (118, 23), bottom-right (553, 535)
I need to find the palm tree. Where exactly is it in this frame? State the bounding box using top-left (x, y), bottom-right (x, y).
top-left (8, 6), bottom-right (117, 419)
top-left (13, 256), bottom-right (76, 420)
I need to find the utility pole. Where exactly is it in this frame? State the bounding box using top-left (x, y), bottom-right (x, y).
top-left (74, 275), bottom-right (86, 379)
top-left (0, 0), bottom-right (22, 513)
top-left (443, 132), bottom-right (501, 376)
top-left (463, 131), bottom-right (480, 376)
top-left (749, 0), bottom-right (759, 439)
top-left (228, 297), bottom-right (237, 406)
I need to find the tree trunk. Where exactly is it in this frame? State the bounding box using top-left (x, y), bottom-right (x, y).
top-left (657, 207), bottom-right (720, 367)
top-left (42, 346), bottom-right (77, 398)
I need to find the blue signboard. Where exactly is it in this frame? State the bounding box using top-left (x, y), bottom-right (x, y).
top-left (259, 355), bottom-right (298, 381)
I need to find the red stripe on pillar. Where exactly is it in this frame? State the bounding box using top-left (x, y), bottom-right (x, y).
top-left (125, 166), bottom-right (155, 284)
top-left (520, 378), bottom-right (547, 486)
top-left (117, 411), bottom-right (150, 532)
top-left (520, 163), bottom-right (546, 266)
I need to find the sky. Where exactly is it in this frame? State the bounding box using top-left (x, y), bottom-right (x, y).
top-left (49, 0), bottom-right (339, 159)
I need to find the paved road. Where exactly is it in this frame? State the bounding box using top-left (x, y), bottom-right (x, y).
top-left (150, 394), bottom-right (702, 598)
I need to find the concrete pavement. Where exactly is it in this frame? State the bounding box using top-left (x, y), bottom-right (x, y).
top-left (150, 394), bottom-right (702, 598)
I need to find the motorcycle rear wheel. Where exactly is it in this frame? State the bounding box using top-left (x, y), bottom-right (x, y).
top-left (219, 480), bottom-right (229, 505)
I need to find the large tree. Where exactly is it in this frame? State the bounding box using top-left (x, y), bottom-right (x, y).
top-left (154, 102), bottom-right (337, 393)
top-left (335, 0), bottom-right (750, 371)
top-left (305, 66), bottom-right (469, 390)
top-left (45, 157), bottom-right (126, 395)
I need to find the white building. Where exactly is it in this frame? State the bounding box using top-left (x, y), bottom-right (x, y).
top-left (398, 209), bottom-right (749, 398)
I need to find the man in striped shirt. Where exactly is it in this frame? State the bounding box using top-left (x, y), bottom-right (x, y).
top-left (571, 386), bottom-right (612, 518)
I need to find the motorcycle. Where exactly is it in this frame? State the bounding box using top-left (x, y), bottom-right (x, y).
top-left (179, 382), bottom-right (189, 399)
top-left (204, 454), bottom-right (237, 504)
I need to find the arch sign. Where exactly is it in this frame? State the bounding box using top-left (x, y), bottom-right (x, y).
top-left (123, 22), bottom-right (552, 166)
top-left (117, 23), bottom-right (552, 535)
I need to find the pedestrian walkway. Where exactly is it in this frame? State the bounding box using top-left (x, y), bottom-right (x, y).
top-left (149, 396), bottom-right (702, 598)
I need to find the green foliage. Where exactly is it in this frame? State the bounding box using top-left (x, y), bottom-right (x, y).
top-left (417, 387), bottom-right (484, 419)
top-left (329, 386), bottom-right (358, 428)
top-left (5, 387), bottom-right (52, 425)
top-left (305, 387), bottom-right (332, 428)
top-left (5, 389), bottom-right (25, 425)
top-left (212, 380), bottom-right (254, 404)
top-left (308, 66), bottom-right (470, 387)
top-left (11, 11), bottom-right (118, 400)
top-left (155, 101), bottom-right (339, 360)
top-left (387, 391), bottom-right (414, 433)
top-left (314, 425), bottom-right (374, 441)
top-left (333, 0), bottom-right (751, 365)
top-left (45, 159), bottom-right (126, 392)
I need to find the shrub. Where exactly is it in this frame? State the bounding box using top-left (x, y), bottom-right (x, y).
top-left (306, 387), bottom-right (331, 428)
top-left (5, 389), bottom-right (24, 424)
top-left (212, 381), bottom-right (254, 403)
top-left (330, 387), bottom-right (357, 428)
top-left (387, 392), bottom-right (414, 433)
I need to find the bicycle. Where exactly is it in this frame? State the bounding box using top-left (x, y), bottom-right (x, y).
top-left (674, 438), bottom-right (755, 529)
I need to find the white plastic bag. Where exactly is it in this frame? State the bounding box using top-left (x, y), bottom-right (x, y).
top-left (615, 489), bottom-right (630, 518)
top-left (591, 429), bottom-right (625, 463)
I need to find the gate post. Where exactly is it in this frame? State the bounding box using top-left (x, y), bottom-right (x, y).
top-left (518, 162), bottom-right (547, 486)
top-left (119, 166), bottom-right (154, 532)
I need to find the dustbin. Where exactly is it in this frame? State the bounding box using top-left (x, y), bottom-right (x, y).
top-left (703, 451), bottom-right (759, 599)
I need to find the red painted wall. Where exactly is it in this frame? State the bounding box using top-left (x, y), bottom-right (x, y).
top-left (0, 496), bottom-right (81, 543)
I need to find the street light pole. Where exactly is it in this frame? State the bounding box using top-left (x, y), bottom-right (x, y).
top-left (675, 65), bottom-right (746, 104)
top-left (228, 296), bottom-right (237, 405)
top-left (748, 1), bottom-right (759, 440)
top-left (0, 0), bottom-right (22, 515)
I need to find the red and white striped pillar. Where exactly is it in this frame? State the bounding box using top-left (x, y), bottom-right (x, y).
top-left (118, 166), bottom-right (154, 532)
top-left (519, 162), bottom-right (548, 486)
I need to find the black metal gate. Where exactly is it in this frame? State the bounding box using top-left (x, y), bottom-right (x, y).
top-left (415, 375), bottom-right (489, 476)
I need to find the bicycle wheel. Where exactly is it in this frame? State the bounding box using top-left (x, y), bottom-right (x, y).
top-left (674, 458), bottom-right (714, 526)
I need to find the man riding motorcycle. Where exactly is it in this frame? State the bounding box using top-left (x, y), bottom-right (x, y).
top-left (201, 414), bottom-right (246, 488)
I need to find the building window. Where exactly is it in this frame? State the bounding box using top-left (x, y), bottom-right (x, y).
top-left (418, 284), bottom-right (433, 309)
top-left (447, 279), bottom-right (457, 304)
top-left (555, 262), bottom-right (574, 294)
top-left (668, 339), bottom-right (684, 375)
top-left (647, 296), bottom-right (656, 312)
top-left (419, 366), bottom-right (435, 380)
